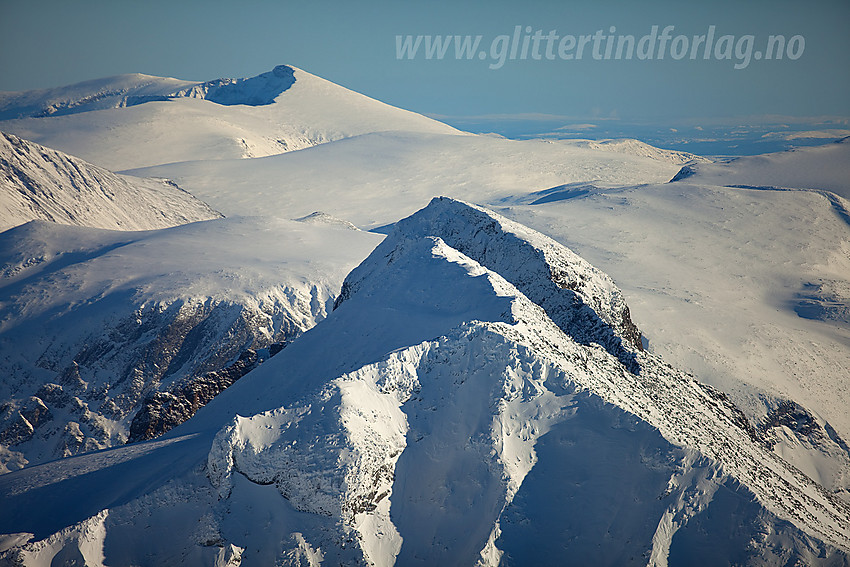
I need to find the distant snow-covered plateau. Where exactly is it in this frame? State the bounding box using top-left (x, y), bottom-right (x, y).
top-left (1, 65), bottom-right (848, 566)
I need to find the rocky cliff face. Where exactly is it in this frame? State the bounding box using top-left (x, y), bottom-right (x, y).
top-left (0, 295), bottom-right (312, 472)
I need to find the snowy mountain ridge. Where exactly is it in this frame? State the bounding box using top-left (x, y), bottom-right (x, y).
top-left (338, 197), bottom-right (644, 369)
top-left (0, 65), bottom-right (461, 170)
top-left (2, 199), bottom-right (846, 566)
top-left (190, 199), bottom-right (850, 563)
top-left (0, 60), bottom-right (848, 566)
top-left (0, 65), bottom-right (296, 120)
top-left (0, 131), bottom-right (221, 232)
top-left (0, 217), bottom-right (382, 473)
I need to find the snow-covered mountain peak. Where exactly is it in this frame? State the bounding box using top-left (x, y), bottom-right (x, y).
top-left (0, 66), bottom-right (461, 170)
top-left (338, 197), bottom-right (643, 370)
top-left (0, 65), bottom-right (296, 120)
top-left (197, 201), bottom-right (850, 562)
top-left (0, 131), bottom-right (221, 232)
top-left (168, 64), bottom-right (296, 107)
top-left (334, 233), bottom-right (535, 332)
top-left (2, 200), bottom-right (849, 565)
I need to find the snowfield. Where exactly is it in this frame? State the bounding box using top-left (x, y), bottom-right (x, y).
top-left (123, 105), bottom-right (850, 456)
top-left (0, 65), bottom-right (460, 171)
top-left (2, 198), bottom-right (849, 566)
top-left (127, 131), bottom-right (686, 230)
top-left (672, 137), bottom-right (850, 199)
top-left (0, 64), bottom-right (849, 565)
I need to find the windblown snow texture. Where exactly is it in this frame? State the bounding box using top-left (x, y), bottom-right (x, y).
top-left (0, 132), bottom-right (221, 232)
top-left (1, 63), bottom-right (849, 567)
top-left (337, 197), bottom-right (644, 371)
top-left (2, 199), bottom-right (847, 566)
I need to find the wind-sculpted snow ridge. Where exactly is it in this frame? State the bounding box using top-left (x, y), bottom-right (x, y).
top-left (0, 132), bottom-right (221, 232)
top-left (169, 65), bottom-right (296, 107)
top-left (0, 66), bottom-right (296, 120)
top-left (336, 196), bottom-right (644, 372)
top-left (1, 200), bottom-right (848, 566)
top-left (204, 214), bottom-right (849, 564)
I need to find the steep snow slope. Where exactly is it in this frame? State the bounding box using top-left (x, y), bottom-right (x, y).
top-left (501, 182), bottom-right (850, 495)
top-left (0, 66), bottom-right (460, 170)
top-left (125, 110), bottom-right (850, 497)
top-left (0, 217), bottom-right (382, 473)
top-left (128, 101), bottom-right (849, 470)
top-left (0, 132), bottom-right (221, 232)
top-left (342, 197), bottom-right (644, 368)
top-left (1, 62), bottom-right (847, 564)
top-left (1, 199), bottom-right (848, 566)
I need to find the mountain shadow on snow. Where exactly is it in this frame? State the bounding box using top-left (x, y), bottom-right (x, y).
top-left (0, 65), bottom-right (296, 120)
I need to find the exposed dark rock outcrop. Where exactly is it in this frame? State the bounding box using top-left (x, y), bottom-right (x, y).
top-left (128, 342), bottom-right (290, 442)
top-left (761, 400), bottom-right (850, 457)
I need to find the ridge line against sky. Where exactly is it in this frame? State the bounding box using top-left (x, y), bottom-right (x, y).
top-left (1, 0), bottom-right (848, 123)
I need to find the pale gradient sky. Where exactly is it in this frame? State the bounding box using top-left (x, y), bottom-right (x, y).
top-left (1, 0), bottom-right (848, 122)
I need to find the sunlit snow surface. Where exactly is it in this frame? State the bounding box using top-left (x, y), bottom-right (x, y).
top-left (0, 217), bottom-right (382, 473)
top-left (3, 198), bottom-right (849, 566)
top-left (1, 66), bottom-right (849, 565)
top-left (132, 123), bottom-right (850, 451)
top-left (0, 132), bottom-right (221, 232)
top-left (0, 65), bottom-right (459, 170)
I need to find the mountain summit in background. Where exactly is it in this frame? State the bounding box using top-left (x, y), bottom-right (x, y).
top-left (0, 65), bottom-right (297, 120)
top-left (0, 64), bottom-right (460, 170)
top-left (1, 64), bottom-right (849, 566)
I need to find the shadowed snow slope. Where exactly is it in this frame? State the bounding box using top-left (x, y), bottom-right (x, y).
top-left (1, 199), bottom-right (848, 566)
top-left (0, 65), bottom-right (460, 170)
top-left (336, 197), bottom-right (644, 370)
top-left (0, 132), bottom-right (221, 232)
top-left (0, 217), bottom-right (382, 474)
top-left (0, 63), bottom-right (297, 128)
top-left (503, 181), bottom-right (850, 500)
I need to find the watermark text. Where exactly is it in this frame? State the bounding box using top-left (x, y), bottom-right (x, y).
top-left (396, 25), bottom-right (805, 70)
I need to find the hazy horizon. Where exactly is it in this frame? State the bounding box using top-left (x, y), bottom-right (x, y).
top-left (1, 0), bottom-right (848, 126)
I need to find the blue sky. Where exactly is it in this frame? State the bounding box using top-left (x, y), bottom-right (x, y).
top-left (1, 0), bottom-right (848, 123)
